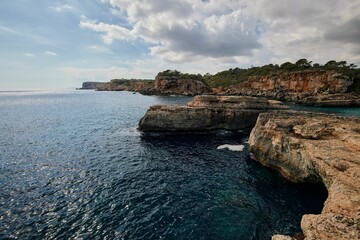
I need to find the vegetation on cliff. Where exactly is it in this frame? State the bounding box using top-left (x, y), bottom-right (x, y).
top-left (156, 60), bottom-right (360, 94)
top-left (89, 59), bottom-right (359, 96)
top-left (203, 59), bottom-right (360, 92)
top-left (157, 70), bottom-right (204, 81)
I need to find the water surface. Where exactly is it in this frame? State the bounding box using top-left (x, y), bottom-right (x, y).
top-left (0, 90), bottom-right (330, 239)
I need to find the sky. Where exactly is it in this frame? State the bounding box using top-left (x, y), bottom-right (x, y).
top-left (0, 0), bottom-right (359, 89)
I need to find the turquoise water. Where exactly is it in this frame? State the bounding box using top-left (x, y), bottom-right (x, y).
top-left (286, 103), bottom-right (360, 117)
top-left (0, 90), bottom-right (329, 239)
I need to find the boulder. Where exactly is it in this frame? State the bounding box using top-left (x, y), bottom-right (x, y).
top-left (249, 111), bottom-right (360, 239)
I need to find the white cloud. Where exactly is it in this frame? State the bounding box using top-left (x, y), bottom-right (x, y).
top-left (80, 16), bottom-right (134, 44)
top-left (86, 0), bottom-right (360, 67)
top-left (50, 4), bottom-right (74, 13)
top-left (24, 53), bottom-right (35, 57)
top-left (45, 51), bottom-right (57, 56)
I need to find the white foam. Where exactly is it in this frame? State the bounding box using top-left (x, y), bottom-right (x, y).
top-left (217, 144), bottom-right (245, 152)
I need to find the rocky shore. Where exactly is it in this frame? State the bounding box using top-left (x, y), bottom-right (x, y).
top-left (249, 112), bottom-right (360, 240)
top-left (138, 95), bottom-right (288, 132)
top-left (137, 93), bottom-right (360, 239)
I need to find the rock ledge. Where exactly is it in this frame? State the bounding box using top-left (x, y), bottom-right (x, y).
top-left (138, 95), bottom-right (288, 132)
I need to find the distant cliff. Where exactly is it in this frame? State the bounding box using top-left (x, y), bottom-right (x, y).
top-left (95, 71), bottom-right (212, 96)
top-left (96, 79), bottom-right (155, 94)
top-left (78, 82), bottom-right (105, 90)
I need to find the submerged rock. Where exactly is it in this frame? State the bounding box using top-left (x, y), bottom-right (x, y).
top-left (249, 111), bottom-right (360, 239)
top-left (138, 95), bottom-right (288, 132)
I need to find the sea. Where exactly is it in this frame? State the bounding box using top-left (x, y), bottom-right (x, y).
top-left (2, 89), bottom-right (357, 239)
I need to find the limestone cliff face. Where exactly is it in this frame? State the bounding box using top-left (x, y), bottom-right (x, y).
top-left (96, 79), bottom-right (155, 94)
top-left (224, 70), bottom-right (360, 106)
top-left (154, 75), bottom-right (212, 96)
top-left (138, 95), bottom-right (288, 132)
top-left (249, 112), bottom-right (360, 240)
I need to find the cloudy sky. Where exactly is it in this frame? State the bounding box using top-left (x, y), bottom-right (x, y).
top-left (0, 0), bottom-right (359, 89)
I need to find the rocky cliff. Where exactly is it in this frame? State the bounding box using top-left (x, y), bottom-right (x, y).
top-left (249, 112), bottom-right (360, 239)
top-left (138, 95), bottom-right (288, 132)
top-left (154, 75), bottom-right (212, 96)
top-left (223, 70), bottom-right (360, 106)
top-left (96, 79), bottom-right (155, 94)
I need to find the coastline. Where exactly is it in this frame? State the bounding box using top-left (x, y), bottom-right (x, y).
top-left (136, 93), bottom-right (360, 239)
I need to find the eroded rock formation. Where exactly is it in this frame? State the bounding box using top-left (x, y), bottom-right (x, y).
top-left (154, 75), bottom-right (212, 96)
top-left (223, 70), bottom-right (360, 106)
top-left (138, 95), bottom-right (288, 132)
top-left (249, 111), bottom-right (360, 239)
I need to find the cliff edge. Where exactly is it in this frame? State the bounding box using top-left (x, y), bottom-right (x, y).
top-left (249, 112), bottom-right (360, 239)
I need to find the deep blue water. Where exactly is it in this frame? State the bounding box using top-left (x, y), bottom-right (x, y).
top-left (0, 90), bottom-right (331, 239)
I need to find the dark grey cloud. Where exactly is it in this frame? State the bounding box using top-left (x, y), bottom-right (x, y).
top-left (324, 18), bottom-right (360, 44)
top-left (151, 20), bottom-right (261, 59)
top-left (97, 0), bottom-right (263, 62)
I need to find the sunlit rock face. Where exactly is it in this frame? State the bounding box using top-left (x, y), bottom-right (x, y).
top-left (223, 70), bottom-right (360, 106)
top-left (249, 111), bottom-right (360, 240)
top-left (138, 95), bottom-right (288, 132)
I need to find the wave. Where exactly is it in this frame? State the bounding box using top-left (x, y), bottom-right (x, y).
top-left (217, 144), bottom-right (245, 152)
